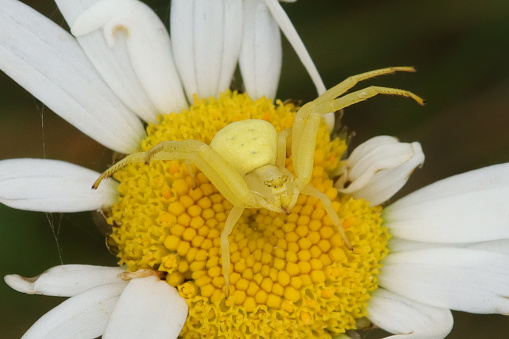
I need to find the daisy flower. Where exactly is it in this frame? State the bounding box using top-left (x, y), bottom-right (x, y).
top-left (2, 0), bottom-right (509, 338)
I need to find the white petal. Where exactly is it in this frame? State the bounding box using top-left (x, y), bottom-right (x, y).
top-left (0, 0), bottom-right (145, 154)
top-left (21, 282), bottom-right (126, 339)
top-left (72, 0), bottom-right (188, 114)
top-left (367, 288), bottom-right (453, 339)
top-left (171, 0), bottom-right (242, 101)
top-left (263, 0), bottom-right (334, 129)
top-left (217, 1), bottom-right (243, 92)
top-left (189, 1), bottom-right (224, 98)
top-left (5, 265), bottom-right (125, 297)
top-left (0, 159), bottom-right (118, 212)
top-left (103, 276), bottom-right (188, 339)
top-left (390, 238), bottom-right (509, 257)
top-left (170, 0), bottom-right (197, 100)
top-left (55, 0), bottom-right (159, 122)
top-left (380, 247), bottom-right (509, 314)
top-left (240, 0), bottom-right (282, 100)
top-left (262, 0), bottom-right (325, 95)
top-left (384, 163), bottom-right (509, 243)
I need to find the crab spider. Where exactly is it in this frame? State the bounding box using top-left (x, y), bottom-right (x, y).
top-left (93, 66), bottom-right (424, 296)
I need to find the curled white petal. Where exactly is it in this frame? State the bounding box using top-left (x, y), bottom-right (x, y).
top-left (56, 0), bottom-right (159, 122)
top-left (171, 0), bottom-right (242, 101)
top-left (240, 0), bottom-right (282, 100)
top-left (384, 162), bottom-right (509, 243)
top-left (340, 137), bottom-right (416, 191)
top-left (20, 282), bottom-right (126, 339)
top-left (380, 248), bottom-right (509, 314)
top-left (0, 159), bottom-right (118, 212)
top-left (336, 136), bottom-right (424, 205)
top-left (72, 0), bottom-right (188, 114)
top-left (0, 0), bottom-right (145, 153)
top-left (4, 265), bottom-right (125, 297)
top-left (103, 276), bottom-right (188, 339)
top-left (367, 288), bottom-right (453, 339)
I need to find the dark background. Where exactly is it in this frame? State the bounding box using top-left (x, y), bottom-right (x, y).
top-left (1, 0), bottom-right (508, 337)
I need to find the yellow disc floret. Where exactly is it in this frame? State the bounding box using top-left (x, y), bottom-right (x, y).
top-left (107, 91), bottom-right (390, 338)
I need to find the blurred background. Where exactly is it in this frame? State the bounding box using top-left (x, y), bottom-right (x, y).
top-left (1, 0), bottom-right (508, 337)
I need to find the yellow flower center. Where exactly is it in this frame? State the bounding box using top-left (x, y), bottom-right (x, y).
top-left (107, 91), bottom-right (390, 338)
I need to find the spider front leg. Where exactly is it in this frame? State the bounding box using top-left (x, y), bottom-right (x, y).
top-left (92, 152), bottom-right (148, 189)
top-left (291, 97), bottom-right (330, 189)
top-left (290, 103), bottom-right (353, 249)
top-left (291, 66), bottom-right (424, 185)
top-left (316, 66), bottom-right (417, 104)
top-left (291, 67), bottom-right (425, 186)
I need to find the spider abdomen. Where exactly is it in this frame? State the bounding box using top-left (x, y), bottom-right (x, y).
top-left (210, 119), bottom-right (278, 175)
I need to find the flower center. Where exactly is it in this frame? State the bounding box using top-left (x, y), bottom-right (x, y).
top-left (107, 91), bottom-right (390, 338)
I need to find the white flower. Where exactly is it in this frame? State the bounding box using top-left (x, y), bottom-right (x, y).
top-left (4, 265), bottom-right (187, 339)
top-left (2, 0), bottom-right (509, 338)
top-left (0, 0), bottom-right (324, 210)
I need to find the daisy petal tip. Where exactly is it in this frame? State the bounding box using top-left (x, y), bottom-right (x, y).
top-left (70, 1), bottom-right (120, 44)
top-left (4, 274), bottom-right (37, 294)
top-left (368, 289), bottom-right (453, 339)
top-left (70, 8), bottom-right (104, 37)
top-left (70, 19), bottom-right (90, 38)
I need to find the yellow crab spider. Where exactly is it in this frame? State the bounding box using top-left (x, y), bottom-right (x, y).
top-left (93, 66), bottom-right (424, 296)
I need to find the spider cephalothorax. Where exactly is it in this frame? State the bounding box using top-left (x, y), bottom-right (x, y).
top-left (93, 66), bottom-right (424, 295)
